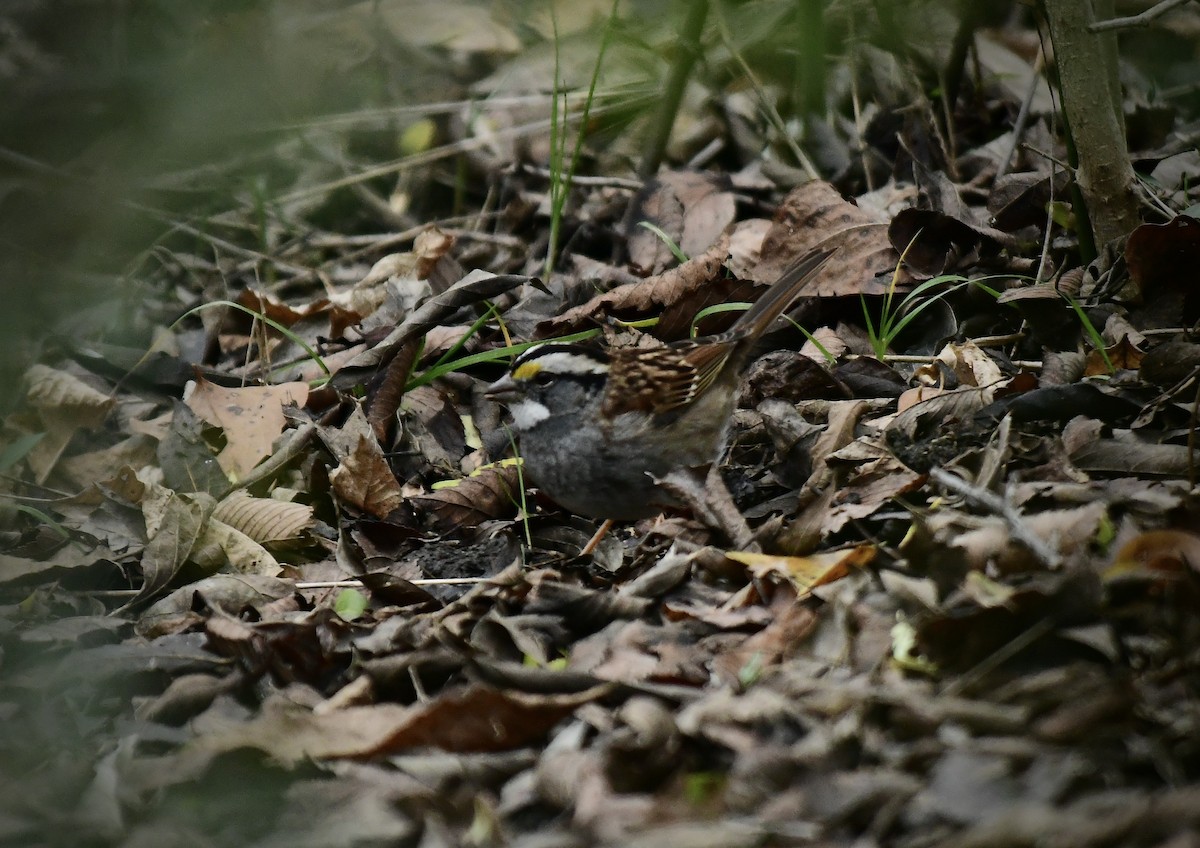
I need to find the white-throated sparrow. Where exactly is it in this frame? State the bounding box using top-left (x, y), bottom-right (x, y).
top-left (486, 248), bottom-right (835, 522)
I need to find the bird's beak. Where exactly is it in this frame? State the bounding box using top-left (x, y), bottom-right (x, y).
top-left (485, 374), bottom-right (520, 403)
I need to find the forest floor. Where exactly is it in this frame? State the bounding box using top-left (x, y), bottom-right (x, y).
top-left (2, 2), bottom-right (1200, 846)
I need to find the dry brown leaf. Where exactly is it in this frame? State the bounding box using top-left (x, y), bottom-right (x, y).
top-left (806, 399), bottom-right (870, 489)
top-left (934, 341), bottom-right (1005, 387)
top-left (329, 227), bottom-right (454, 325)
top-left (25, 364), bottom-right (113, 419)
top-left (1069, 436), bottom-right (1192, 477)
top-left (627, 171), bottom-right (736, 274)
top-left (726, 544), bottom-right (876, 595)
top-left (753, 180), bottom-right (904, 296)
top-left (126, 486), bottom-right (215, 608)
top-left (725, 218), bottom-right (773, 279)
top-left (213, 490), bottom-right (315, 543)
top-left (897, 384), bottom-right (951, 413)
top-left (332, 252), bottom-right (423, 319)
top-left (1139, 341), bottom-right (1200, 388)
top-left (989, 169), bottom-right (1071, 233)
top-left (329, 433), bottom-right (405, 518)
top-left (1106, 528), bottom-right (1200, 581)
top-left (57, 435), bottom-right (158, 492)
top-left (23, 364), bottom-right (116, 483)
top-left (711, 597), bottom-right (819, 685)
top-left (1085, 335), bottom-right (1144, 375)
top-left (819, 438), bottom-right (927, 537)
top-left (137, 573), bottom-right (296, 638)
top-left (536, 235), bottom-right (730, 338)
top-left (189, 517), bottom-right (282, 577)
top-left (410, 462), bottom-right (521, 532)
top-left (1126, 215), bottom-right (1200, 312)
top-left (887, 207), bottom-right (1016, 276)
top-left (0, 541), bottom-right (120, 588)
top-left (661, 598), bottom-right (774, 629)
top-left (184, 683), bottom-right (606, 767)
top-left (184, 378), bottom-right (309, 480)
top-left (237, 288), bottom-right (330, 327)
top-left (950, 502), bottom-right (1106, 575)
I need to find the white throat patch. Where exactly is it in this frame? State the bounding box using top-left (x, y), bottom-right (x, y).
top-left (509, 398), bottom-right (551, 430)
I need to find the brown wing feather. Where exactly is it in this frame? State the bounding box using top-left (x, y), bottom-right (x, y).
top-left (729, 247), bottom-right (836, 339)
top-left (602, 348), bottom-right (702, 416)
top-left (680, 340), bottom-right (734, 400)
top-left (600, 248), bottom-right (836, 418)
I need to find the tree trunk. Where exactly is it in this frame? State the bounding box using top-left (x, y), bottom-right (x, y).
top-left (1042, 0), bottom-right (1140, 251)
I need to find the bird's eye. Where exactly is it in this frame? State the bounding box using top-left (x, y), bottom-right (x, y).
top-left (532, 372), bottom-right (556, 386)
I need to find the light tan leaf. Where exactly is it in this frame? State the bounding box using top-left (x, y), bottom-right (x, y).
top-left (190, 517), bottom-right (282, 577)
top-left (726, 544), bottom-right (876, 596)
top-left (184, 378), bottom-right (308, 480)
top-left (24, 364), bottom-right (116, 483)
top-left (25, 364), bottom-right (113, 421)
top-left (725, 218), bottom-right (773, 279)
top-left (935, 341), bottom-right (1004, 388)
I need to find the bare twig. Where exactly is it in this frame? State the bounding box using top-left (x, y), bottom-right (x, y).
top-left (83, 575), bottom-right (490, 600)
top-left (929, 467), bottom-right (1063, 569)
top-left (523, 168), bottom-right (643, 190)
top-left (221, 422), bottom-right (318, 497)
top-left (846, 352), bottom-right (1043, 370)
top-left (996, 52), bottom-right (1046, 181)
top-left (941, 617), bottom-right (1058, 697)
top-left (1089, 0), bottom-right (1194, 32)
top-left (295, 577), bottom-right (488, 589)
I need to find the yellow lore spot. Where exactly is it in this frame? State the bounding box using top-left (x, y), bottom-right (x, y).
top-left (512, 361), bottom-right (543, 381)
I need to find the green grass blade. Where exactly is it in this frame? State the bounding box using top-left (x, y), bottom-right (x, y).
top-left (636, 221), bottom-right (689, 264)
top-left (406, 329), bottom-right (602, 390)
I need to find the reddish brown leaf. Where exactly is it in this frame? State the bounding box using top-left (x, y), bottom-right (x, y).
top-left (754, 180), bottom-right (905, 296)
top-left (410, 463), bottom-right (522, 531)
top-left (536, 236), bottom-right (730, 338)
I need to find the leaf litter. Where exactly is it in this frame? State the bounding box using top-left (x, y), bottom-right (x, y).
top-left (1, 3), bottom-right (1200, 846)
